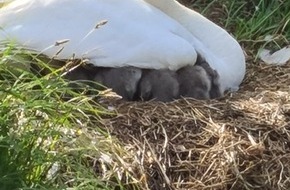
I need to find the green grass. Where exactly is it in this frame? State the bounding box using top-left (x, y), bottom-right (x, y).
top-left (1, 0), bottom-right (290, 189)
top-left (0, 45), bottom-right (134, 190)
top-left (184, 0), bottom-right (290, 53)
top-left (224, 0), bottom-right (290, 51)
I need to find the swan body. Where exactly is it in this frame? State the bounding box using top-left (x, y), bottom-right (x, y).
top-left (0, 0), bottom-right (197, 70)
top-left (0, 0), bottom-right (246, 94)
top-left (145, 0), bottom-right (246, 92)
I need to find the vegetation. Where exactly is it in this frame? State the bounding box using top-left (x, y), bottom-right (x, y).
top-left (0, 0), bottom-right (290, 189)
top-left (0, 46), bottom-right (115, 189)
top-left (182, 0), bottom-right (290, 50)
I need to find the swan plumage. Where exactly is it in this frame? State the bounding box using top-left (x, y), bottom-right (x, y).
top-left (0, 0), bottom-right (197, 70)
top-left (145, 0), bottom-right (246, 92)
top-left (0, 0), bottom-right (246, 94)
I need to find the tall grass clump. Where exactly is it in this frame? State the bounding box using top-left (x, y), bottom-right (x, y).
top-left (224, 0), bottom-right (290, 51)
top-left (181, 0), bottom-right (290, 53)
top-left (0, 44), bottom-right (137, 190)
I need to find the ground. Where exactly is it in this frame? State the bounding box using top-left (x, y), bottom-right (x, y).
top-left (96, 59), bottom-right (290, 189)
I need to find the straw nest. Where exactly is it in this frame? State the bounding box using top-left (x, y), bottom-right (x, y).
top-left (96, 57), bottom-right (290, 190)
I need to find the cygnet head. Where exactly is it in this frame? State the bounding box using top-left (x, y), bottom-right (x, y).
top-left (138, 69), bottom-right (179, 102)
top-left (177, 65), bottom-right (211, 100)
top-left (93, 66), bottom-right (142, 101)
top-left (195, 55), bottom-right (222, 99)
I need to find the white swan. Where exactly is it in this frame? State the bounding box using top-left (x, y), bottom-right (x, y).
top-left (0, 0), bottom-right (246, 94)
top-left (145, 0), bottom-right (246, 92)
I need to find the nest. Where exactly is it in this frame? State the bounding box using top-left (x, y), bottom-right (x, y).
top-left (97, 59), bottom-right (290, 190)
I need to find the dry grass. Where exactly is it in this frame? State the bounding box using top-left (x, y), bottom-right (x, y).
top-left (95, 58), bottom-right (290, 190)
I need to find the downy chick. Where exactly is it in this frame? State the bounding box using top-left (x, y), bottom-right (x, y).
top-left (138, 69), bottom-right (179, 102)
top-left (93, 66), bottom-right (142, 100)
top-left (177, 65), bottom-right (211, 100)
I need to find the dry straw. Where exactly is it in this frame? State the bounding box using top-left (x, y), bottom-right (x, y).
top-left (97, 60), bottom-right (290, 190)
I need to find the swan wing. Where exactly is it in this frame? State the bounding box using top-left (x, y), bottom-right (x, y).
top-left (145, 0), bottom-right (246, 92)
top-left (0, 0), bottom-right (197, 70)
